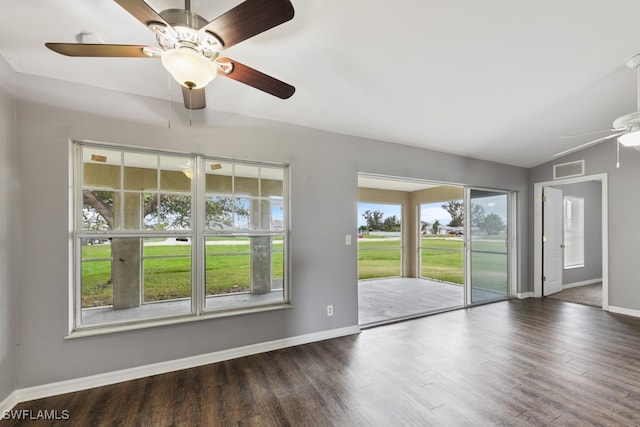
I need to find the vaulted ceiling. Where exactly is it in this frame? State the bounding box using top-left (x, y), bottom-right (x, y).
top-left (3, 0), bottom-right (640, 168)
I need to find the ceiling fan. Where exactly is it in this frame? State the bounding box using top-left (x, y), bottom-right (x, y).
top-left (555, 54), bottom-right (640, 159)
top-left (45, 0), bottom-right (295, 110)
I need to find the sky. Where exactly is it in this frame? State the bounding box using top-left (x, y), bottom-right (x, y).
top-left (358, 195), bottom-right (506, 228)
top-left (357, 202), bottom-right (402, 227)
top-left (420, 204), bottom-right (453, 225)
top-left (470, 194), bottom-right (508, 220)
top-left (357, 202), bottom-right (452, 227)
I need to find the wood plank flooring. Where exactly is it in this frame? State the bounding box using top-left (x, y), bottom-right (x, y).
top-left (4, 298), bottom-right (640, 426)
top-left (547, 283), bottom-right (602, 308)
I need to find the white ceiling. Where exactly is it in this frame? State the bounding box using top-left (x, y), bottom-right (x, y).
top-left (3, 1), bottom-right (640, 168)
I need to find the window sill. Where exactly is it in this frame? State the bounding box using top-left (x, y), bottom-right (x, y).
top-left (65, 302), bottom-right (293, 339)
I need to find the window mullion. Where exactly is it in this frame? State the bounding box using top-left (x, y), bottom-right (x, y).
top-left (193, 155), bottom-right (204, 316)
top-left (119, 151), bottom-right (124, 231)
top-left (74, 144), bottom-right (83, 331)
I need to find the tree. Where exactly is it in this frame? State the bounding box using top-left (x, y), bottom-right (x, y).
top-left (421, 221), bottom-right (429, 234)
top-left (382, 215), bottom-right (401, 232)
top-left (431, 219), bottom-right (440, 235)
top-left (82, 190), bottom-right (252, 302)
top-left (148, 194), bottom-right (191, 229)
top-left (203, 196), bottom-right (249, 230)
top-left (442, 200), bottom-right (464, 227)
top-left (470, 204), bottom-right (486, 228)
top-left (82, 190), bottom-right (249, 231)
top-left (83, 190), bottom-right (115, 230)
top-left (362, 210), bottom-right (384, 231)
top-left (482, 213), bottom-right (505, 235)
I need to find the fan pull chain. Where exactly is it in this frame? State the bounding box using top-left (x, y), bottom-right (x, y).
top-left (616, 139), bottom-right (620, 168)
top-left (167, 74), bottom-right (172, 129)
top-left (189, 90), bottom-right (193, 127)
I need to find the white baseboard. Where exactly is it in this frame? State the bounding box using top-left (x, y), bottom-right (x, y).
top-left (562, 278), bottom-right (602, 290)
top-left (608, 306), bottom-right (640, 318)
top-left (0, 391), bottom-right (18, 415)
top-left (517, 292), bottom-right (533, 299)
top-left (10, 325), bottom-right (360, 408)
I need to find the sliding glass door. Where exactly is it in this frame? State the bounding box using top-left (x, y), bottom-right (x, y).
top-left (466, 189), bottom-right (511, 304)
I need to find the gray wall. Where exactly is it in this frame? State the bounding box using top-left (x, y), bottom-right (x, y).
top-left (530, 141), bottom-right (640, 310)
top-left (551, 181), bottom-right (602, 285)
top-left (13, 73), bottom-right (529, 389)
top-left (0, 55), bottom-right (17, 403)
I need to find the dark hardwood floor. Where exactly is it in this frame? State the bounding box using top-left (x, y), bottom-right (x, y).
top-left (4, 298), bottom-right (640, 426)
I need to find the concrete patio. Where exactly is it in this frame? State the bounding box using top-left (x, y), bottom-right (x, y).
top-left (358, 277), bottom-right (464, 326)
top-left (358, 277), bottom-right (508, 326)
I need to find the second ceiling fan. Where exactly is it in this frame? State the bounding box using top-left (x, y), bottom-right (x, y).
top-left (555, 54), bottom-right (640, 160)
top-left (46, 0), bottom-right (296, 109)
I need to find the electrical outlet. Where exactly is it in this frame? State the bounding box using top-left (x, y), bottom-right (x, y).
top-left (327, 305), bottom-right (334, 316)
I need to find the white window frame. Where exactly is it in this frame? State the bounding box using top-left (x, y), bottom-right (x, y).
top-left (71, 141), bottom-right (290, 336)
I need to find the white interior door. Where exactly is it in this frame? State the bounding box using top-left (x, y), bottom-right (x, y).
top-left (543, 187), bottom-right (563, 296)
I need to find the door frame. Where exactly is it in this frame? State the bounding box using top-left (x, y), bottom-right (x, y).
top-left (533, 173), bottom-right (608, 309)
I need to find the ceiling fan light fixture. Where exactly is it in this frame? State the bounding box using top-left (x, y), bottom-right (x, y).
top-left (161, 47), bottom-right (217, 89)
top-left (618, 129), bottom-right (640, 147)
top-left (45, 0), bottom-right (296, 109)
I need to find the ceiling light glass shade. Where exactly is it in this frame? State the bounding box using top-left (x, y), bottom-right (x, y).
top-left (161, 48), bottom-right (217, 89)
top-left (618, 130), bottom-right (640, 147)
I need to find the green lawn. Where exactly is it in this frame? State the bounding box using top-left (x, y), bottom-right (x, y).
top-left (359, 236), bottom-right (506, 289)
top-left (357, 237), bottom-right (466, 283)
top-left (81, 239), bottom-right (283, 308)
top-left (81, 235), bottom-right (505, 308)
top-left (357, 239), bottom-right (401, 279)
top-left (419, 237), bottom-right (465, 284)
top-left (468, 235), bottom-right (508, 293)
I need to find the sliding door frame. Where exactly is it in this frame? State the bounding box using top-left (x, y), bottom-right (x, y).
top-left (464, 187), bottom-right (517, 306)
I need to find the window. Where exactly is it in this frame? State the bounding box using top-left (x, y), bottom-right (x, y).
top-left (74, 142), bottom-right (289, 332)
top-left (563, 196), bottom-right (584, 268)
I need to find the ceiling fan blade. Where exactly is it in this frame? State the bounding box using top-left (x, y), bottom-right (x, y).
top-left (217, 57), bottom-right (295, 99)
top-left (45, 43), bottom-right (152, 57)
top-left (202, 0), bottom-right (294, 49)
top-left (553, 130), bottom-right (629, 157)
top-left (559, 128), bottom-right (626, 139)
top-left (113, 0), bottom-right (170, 28)
top-left (182, 86), bottom-right (207, 110)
